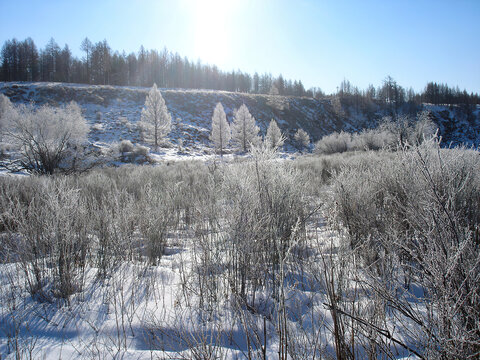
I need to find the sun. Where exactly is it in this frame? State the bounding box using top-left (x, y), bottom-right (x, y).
top-left (191, 0), bottom-right (236, 66)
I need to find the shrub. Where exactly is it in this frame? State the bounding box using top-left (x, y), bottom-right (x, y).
top-left (331, 138), bottom-right (480, 357)
top-left (118, 140), bottom-right (134, 154)
top-left (134, 144), bottom-right (149, 157)
top-left (3, 101), bottom-right (89, 174)
top-left (222, 145), bottom-right (308, 304)
top-left (91, 123), bottom-right (104, 131)
top-left (314, 131), bottom-right (351, 154)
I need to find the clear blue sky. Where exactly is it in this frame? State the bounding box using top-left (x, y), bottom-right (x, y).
top-left (1, 0), bottom-right (479, 94)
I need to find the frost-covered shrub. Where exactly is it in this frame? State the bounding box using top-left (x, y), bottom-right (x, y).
top-left (314, 131), bottom-right (351, 154)
top-left (350, 128), bottom-right (395, 151)
top-left (118, 139), bottom-right (134, 154)
top-left (133, 144), bottom-right (149, 158)
top-left (3, 101), bottom-right (89, 174)
top-left (91, 123), bottom-right (103, 131)
top-left (118, 116), bottom-right (129, 125)
top-left (331, 138), bottom-right (480, 357)
top-left (222, 145), bottom-right (307, 304)
top-left (3, 178), bottom-right (89, 301)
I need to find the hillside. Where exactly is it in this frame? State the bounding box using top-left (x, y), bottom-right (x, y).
top-left (1, 82), bottom-right (479, 150)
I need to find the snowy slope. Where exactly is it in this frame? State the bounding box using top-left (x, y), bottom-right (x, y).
top-left (1, 82), bottom-right (479, 149)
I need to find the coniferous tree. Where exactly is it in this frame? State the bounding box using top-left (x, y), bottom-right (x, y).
top-left (80, 37), bottom-right (93, 83)
top-left (231, 104), bottom-right (260, 152)
top-left (209, 102), bottom-right (231, 156)
top-left (139, 83), bottom-right (171, 149)
top-left (294, 128), bottom-right (310, 151)
top-left (265, 119), bottom-right (284, 150)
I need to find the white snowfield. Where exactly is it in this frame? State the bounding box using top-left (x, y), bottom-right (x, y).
top-left (0, 219), bottom-right (423, 359)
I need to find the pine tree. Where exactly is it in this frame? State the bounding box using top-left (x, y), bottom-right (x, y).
top-left (210, 102), bottom-right (230, 156)
top-left (265, 119), bottom-right (284, 149)
top-left (231, 104), bottom-right (260, 152)
top-left (140, 83), bottom-right (171, 149)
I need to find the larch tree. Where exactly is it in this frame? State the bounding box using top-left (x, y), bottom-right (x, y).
top-left (140, 83), bottom-right (171, 150)
top-left (294, 128), bottom-right (310, 152)
top-left (231, 103), bottom-right (260, 152)
top-left (265, 119), bottom-right (285, 150)
top-left (210, 102), bottom-right (231, 156)
top-left (80, 37), bottom-right (92, 84)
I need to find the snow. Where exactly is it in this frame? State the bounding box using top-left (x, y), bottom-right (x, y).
top-left (0, 213), bottom-right (425, 359)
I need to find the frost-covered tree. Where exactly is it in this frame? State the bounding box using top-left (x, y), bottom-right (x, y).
top-left (0, 94), bottom-right (13, 142)
top-left (294, 128), bottom-right (310, 152)
top-left (231, 103), bottom-right (260, 152)
top-left (209, 102), bottom-right (231, 156)
top-left (4, 101), bottom-right (88, 174)
top-left (139, 83), bottom-right (171, 149)
top-left (264, 119), bottom-right (285, 150)
top-left (410, 110), bottom-right (437, 145)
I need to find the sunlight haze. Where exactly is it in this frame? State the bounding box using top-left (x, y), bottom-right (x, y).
top-left (0, 0), bottom-right (479, 93)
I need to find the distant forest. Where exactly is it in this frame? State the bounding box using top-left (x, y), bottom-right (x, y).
top-left (1, 37), bottom-right (479, 106)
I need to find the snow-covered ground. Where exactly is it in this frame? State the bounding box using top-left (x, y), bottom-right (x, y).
top-left (0, 209), bottom-right (425, 359)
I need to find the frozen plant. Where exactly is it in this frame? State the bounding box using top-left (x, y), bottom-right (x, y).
top-left (314, 131), bottom-right (352, 154)
top-left (231, 103), bottom-right (260, 152)
top-left (3, 101), bottom-right (89, 174)
top-left (139, 83), bottom-right (171, 150)
top-left (294, 128), bottom-right (310, 152)
top-left (92, 123), bottom-right (104, 131)
top-left (209, 102), bottom-right (231, 156)
top-left (264, 118), bottom-right (285, 150)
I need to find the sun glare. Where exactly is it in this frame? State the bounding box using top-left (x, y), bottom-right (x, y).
top-left (192, 0), bottom-right (236, 66)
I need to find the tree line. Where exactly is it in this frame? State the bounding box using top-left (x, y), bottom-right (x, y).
top-left (0, 37), bottom-right (307, 96)
top-left (333, 76), bottom-right (480, 117)
top-left (1, 37), bottom-right (479, 105)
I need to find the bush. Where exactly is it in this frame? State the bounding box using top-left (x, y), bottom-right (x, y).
top-left (314, 131), bottom-right (351, 154)
top-left (222, 145), bottom-right (308, 304)
top-left (3, 101), bottom-right (89, 174)
top-left (91, 123), bottom-right (104, 131)
top-left (315, 111), bottom-right (438, 155)
top-left (134, 144), bottom-right (149, 157)
top-left (118, 140), bottom-right (134, 154)
top-left (331, 138), bottom-right (480, 357)
top-left (350, 128), bottom-right (395, 151)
